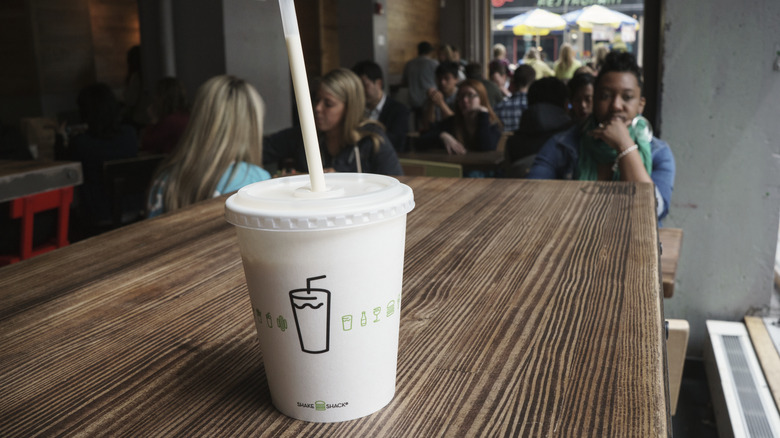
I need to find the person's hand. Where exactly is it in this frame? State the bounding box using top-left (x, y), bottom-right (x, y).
top-left (440, 132), bottom-right (467, 155)
top-left (428, 90), bottom-right (445, 107)
top-left (589, 117), bottom-right (634, 152)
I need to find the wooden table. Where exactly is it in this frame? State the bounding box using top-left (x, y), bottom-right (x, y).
top-left (0, 177), bottom-right (669, 436)
top-left (398, 150), bottom-right (504, 173)
top-left (0, 160), bottom-right (83, 203)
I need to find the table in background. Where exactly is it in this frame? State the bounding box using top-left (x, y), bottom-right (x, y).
top-left (0, 160), bottom-right (83, 264)
top-left (0, 177), bottom-right (669, 437)
top-left (0, 160), bottom-right (82, 203)
top-left (398, 150), bottom-right (504, 174)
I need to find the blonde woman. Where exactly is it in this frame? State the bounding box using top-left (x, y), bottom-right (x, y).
top-left (147, 75), bottom-right (270, 217)
top-left (264, 68), bottom-right (402, 175)
top-left (553, 43), bottom-right (582, 82)
top-left (523, 48), bottom-right (554, 80)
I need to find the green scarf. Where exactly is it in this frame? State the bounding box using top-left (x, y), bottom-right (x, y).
top-left (577, 116), bottom-right (653, 181)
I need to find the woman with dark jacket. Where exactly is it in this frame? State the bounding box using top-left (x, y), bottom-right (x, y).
top-left (417, 79), bottom-right (503, 155)
top-left (264, 68), bottom-right (402, 176)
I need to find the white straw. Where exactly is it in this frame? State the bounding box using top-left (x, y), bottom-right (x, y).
top-left (278, 0), bottom-right (326, 192)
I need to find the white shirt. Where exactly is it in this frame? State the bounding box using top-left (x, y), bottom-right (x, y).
top-left (366, 94), bottom-right (387, 121)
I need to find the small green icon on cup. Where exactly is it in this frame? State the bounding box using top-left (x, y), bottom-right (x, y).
top-left (342, 315), bottom-right (353, 331)
top-left (386, 300), bottom-right (395, 317)
top-left (266, 313), bottom-right (273, 328)
top-left (277, 315), bottom-right (288, 332)
top-left (373, 307), bottom-right (381, 323)
top-left (315, 400), bottom-right (326, 411)
top-left (360, 311), bottom-right (367, 327)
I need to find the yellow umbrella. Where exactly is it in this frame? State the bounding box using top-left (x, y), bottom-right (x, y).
top-left (561, 5), bottom-right (640, 33)
top-left (499, 8), bottom-right (566, 36)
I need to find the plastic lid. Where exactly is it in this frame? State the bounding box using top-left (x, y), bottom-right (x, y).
top-left (225, 173), bottom-right (414, 231)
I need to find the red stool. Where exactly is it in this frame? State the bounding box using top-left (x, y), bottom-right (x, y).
top-left (0, 187), bottom-right (74, 265)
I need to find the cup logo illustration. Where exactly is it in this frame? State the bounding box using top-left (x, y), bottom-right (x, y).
top-left (289, 275), bottom-right (331, 354)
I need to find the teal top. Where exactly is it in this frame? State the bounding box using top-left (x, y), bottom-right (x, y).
top-left (147, 162), bottom-right (270, 218)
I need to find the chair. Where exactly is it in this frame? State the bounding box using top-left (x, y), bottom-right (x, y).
top-left (102, 154), bottom-right (166, 228)
top-left (0, 187), bottom-right (74, 266)
top-left (496, 131), bottom-right (513, 154)
top-left (399, 158), bottom-right (462, 178)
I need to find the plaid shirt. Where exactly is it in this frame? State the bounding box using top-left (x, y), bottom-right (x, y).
top-left (494, 92), bottom-right (528, 132)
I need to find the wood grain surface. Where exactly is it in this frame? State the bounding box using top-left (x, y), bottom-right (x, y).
top-left (744, 316), bottom-right (780, 412)
top-left (0, 177), bottom-right (667, 437)
top-left (0, 160), bottom-right (83, 203)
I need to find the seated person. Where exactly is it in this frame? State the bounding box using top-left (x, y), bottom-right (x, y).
top-left (568, 72), bottom-right (595, 124)
top-left (56, 82), bottom-right (138, 226)
top-left (523, 48), bottom-right (555, 80)
top-left (494, 64), bottom-right (536, 132)
top-left (141, 77), bottom-right (190, 154)
top-left (553, 43), bottom-right (582, 83)
top-left (505, 76), bottom-right (574, 176)
top-left (527, 51), bottom-right (676, 221)
top-left (352, 60), bottom-right (411, 153)
top-left (264, 68), bottom-right (402, 176)
top-left (488, 60), bottom-right (512, 99)
top-left (420, 61), bottom-right (460, 131)
top-left (416, 79), bottom-right (503, 155)
top-left (464, 62), bottom-right (504, 110)
top-left (147, 75), bottom-right (270, 217)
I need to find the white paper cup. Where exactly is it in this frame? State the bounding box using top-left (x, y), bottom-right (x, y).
top-left (225, 173), bottom-right (414, 422)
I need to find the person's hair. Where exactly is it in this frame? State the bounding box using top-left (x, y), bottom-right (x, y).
top-left (524, 48), bottom-right (540, 61)
top-left (574, 65), bottom-right (596, 76)
top-left (449, 45), bottom-right (461, 59)
top-left (319, 68), bottom-right (383, 151)
top-left (154, 75), bottom-right (265, 213)
top-left (554, 43), bottom-right (577, 76)
top-left (435, 61), bottom-right (460, 80)
top-left (437, 44), bottom-right (455, 62)
top-left (596, 51), bottom-right (643, 92)
top-left (417, 41), bottom-right (434, 56)
top-left (567, 72), bottom-right (595, 100)
top-left (488, 60), bottom-right (507, 77)
top-left (351, 60), bottom-right (383, 83)
top-left (154, 77), bottom-right (189, 120)
top-left (77, 82), bottom-right (121, 139)
top-left (464, 62), bottom-right (483, 80)
top-left (453, 79), bottom-right (503, 146)
top-left (527, 77), bottom-right (568, 108)
top-left (512, 64), bottom-right (536, 89)
top-left (592, 44), bottom-right (610, 70)
top-left (493, 43), bottom-right (507, 59)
